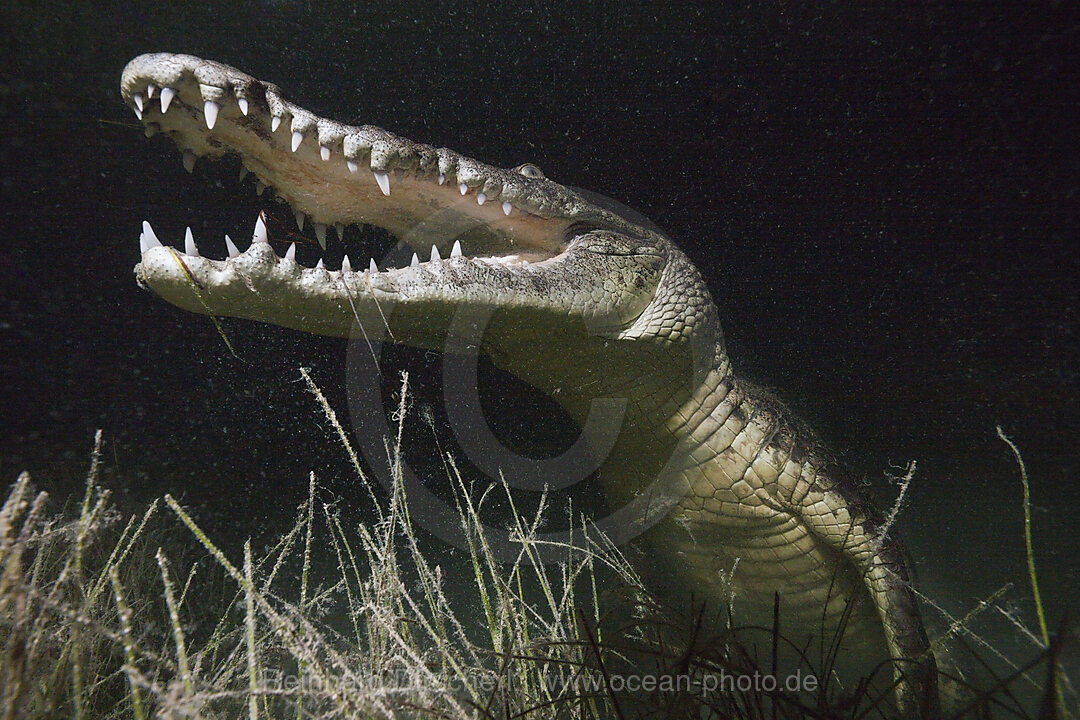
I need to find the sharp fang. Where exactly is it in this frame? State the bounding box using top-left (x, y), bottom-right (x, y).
top-left (502, 201), bottom-right (512, 216)
top-left (373, 170), bottom-right (390, 196)
top-left (438, 173), bottom-right (446, 185)
top-left (295, 211), bottom-right (305, 231)
top-left (141, 220), bottom-right (161, 249)
top-left (253, 214), bottom-right (268, 244)
top-left (342, 255), bottom-right (352, 273)
top-left (160, 87), bottom-right (175, 113)
top-left (410, 252), bottom-right (420, 267)
top-left (320, 145), bottom-right (331, 161)
top-left (477, 192), bottom-right (487, 205)
top-left (334, 223), bottom-right (345, 240)
top-left (139, 234), bottom-right (149, 254)
top-left (256, 181), bottom-right (266, 195)
top-left (369, 258), bottom-right (378, 273)
top-left (239, 166), bottom-right (249, 181)
top-left (315, 258), bottom-right (324, 270)
top-left (133, 93), bottom-right (144, 112)
top-left (271, 115), bottom-right (281, 132)
top-left (146, 84), bottom-right (156, 99)
top-left (225, 234), bottom-right (240, 259)
top-left (430, 245), bottom-right (441, 262)
top-left (459, 182), bottom-right (468, 195)
top-left (451, 239), bottom-right (462, 257)
top-left (285, 243), bottom-right (296, 261)
top-left (347, 159), bottom-right (359, 173)
top-left (182, 150), bottom-right (196, 173)
top-left (314, 223), bottom-right (327, 249)
top-left (133, 107), bottom-right (142, 120)
top-left (184, 227), bottom-right (198, 256)
top-left (237, 97), bottom-right (249, 116)
top-left (291, 131), bottom-right (303, 152)
top-left (204, 100), bottom-right (219, 130)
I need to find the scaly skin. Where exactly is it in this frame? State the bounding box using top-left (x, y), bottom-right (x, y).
top-left (120, 53), bottom-right (939, 716)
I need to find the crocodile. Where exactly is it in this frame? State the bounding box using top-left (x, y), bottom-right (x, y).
top-left (120, 53), bottom-right (939, 716)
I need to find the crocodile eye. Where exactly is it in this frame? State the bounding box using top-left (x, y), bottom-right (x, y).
top-left (515, 163), bottom-right (545, 179)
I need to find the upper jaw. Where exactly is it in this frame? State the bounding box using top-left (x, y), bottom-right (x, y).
top-left (119, 53), bottom-right (637, 264)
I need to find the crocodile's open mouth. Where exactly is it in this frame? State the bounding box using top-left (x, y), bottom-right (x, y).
top-left (121, 54), bottom-right (666, 345)
top-left (121, 54), bottom-right (593, 302)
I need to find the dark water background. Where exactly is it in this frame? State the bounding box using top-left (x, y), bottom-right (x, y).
top-left (2, 0), bottom-right (1078, 687)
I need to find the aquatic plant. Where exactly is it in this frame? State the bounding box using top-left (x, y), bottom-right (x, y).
top-left (0, 378), bottom-right (1073, 719)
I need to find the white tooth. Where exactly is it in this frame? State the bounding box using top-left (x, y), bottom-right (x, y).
top-left (204, 101), bottom-right (219, 130)
top-left (285, 243), bottom-right (296, 261)
top-left (133, 93), bottom-right (144, 112)
top-left (225, 234), bottom-right (240, 259)
top-left (438, 173), bottom-right (446, 185)
top-left (430, 245), bottom-right (441, 262)
top-left (253, 214), bottom-right (268, 244)
top-left (291, 131), bottom-right (303, 152)
top-left (295, 211), bottom-right (305, 231)
top-left (477, 192), bottom-right (486, 205)
top-left (346, 159), bottom-right (359, 173)
top-left (369, 258), bottom-right (378, 273)
top-left (451, 240), bottom-right (462, 257)
top-left (237, 97), bottom-right (248, 116)
top-left (342, 255), bottom-right (352, 273)
top-left (334, 223), bottom-right (345, 240)
top-left (459, 183), bottom-right (468, 195)
top-left (184, 227), bottom-right (198, 256)
top-left (315, 258), bottom-right (324, 270)
top-left (182, 150), bottom-right (196, 174)
top-left (139, 234), bottom-right (148, 254)
top-left (160, 87), bottom-right (175, 113)
top-left (320, 145), bottom-right (331, 161)
top-left (271, 115), bottom-right (281, 132)
top-left (373, 170), bottom-right (390, 196)
top-left (239, 166), bottom-right (249, 181)
top-left (411, 253), bottom-right (419, 267)
top-left (146, 84), bottom-right (156, 100)
top-left (314, 223), bottom-right (327, 249)
top-left (133, 107), bottom-right (141, 120)
top-left (502, 201), bottom-right (512, 216)
top-left (142, 221), bottom-right (161, 248)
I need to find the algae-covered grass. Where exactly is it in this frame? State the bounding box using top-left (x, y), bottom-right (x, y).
top-left (0, 377), bottom-right (1074, 719)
